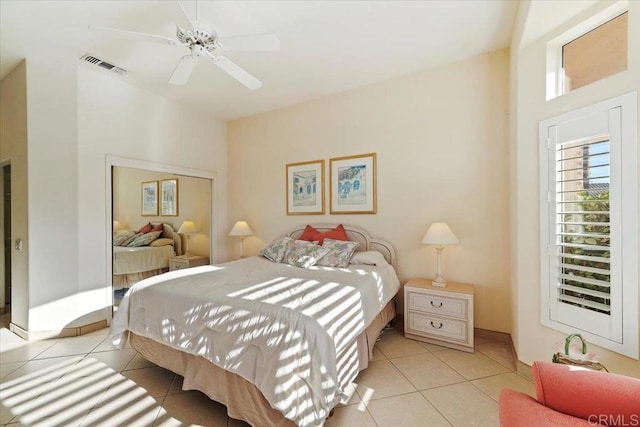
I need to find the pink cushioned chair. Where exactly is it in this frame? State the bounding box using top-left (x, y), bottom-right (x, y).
top-left (499, 361), bottom-right (640, 426)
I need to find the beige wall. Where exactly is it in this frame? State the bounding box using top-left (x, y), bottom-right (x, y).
top-left (113, 167), bottom-right (212, 258)
top-left (0, 61), bottom-right (28, 325)
top-left (228, 50), bottom-right (511, 333)
top-left (512, 1), bottom-right (640, 376)
top-left (25, 57), bottom-right (80, 333)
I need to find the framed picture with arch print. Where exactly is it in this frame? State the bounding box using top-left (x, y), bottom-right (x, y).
top-left (330, 153), bottom-right (376, 214)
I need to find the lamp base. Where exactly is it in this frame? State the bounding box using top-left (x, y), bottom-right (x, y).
top-left (432, 278), bottom-right (447, 287)
top-left (432, 246), bottom-right (447, 287)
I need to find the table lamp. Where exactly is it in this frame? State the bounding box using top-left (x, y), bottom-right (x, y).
top-left (229, 221), bottom-right (253, 258)
top-left (422, 222), bottom-right (459, 287)
top-left (178, 220), bottom-right (197, 256)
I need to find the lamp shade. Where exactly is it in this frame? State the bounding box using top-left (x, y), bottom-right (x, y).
top-left (178, 220), bottom-right (197, 235)
top-left (113, 220), bottom-right (122, 231)
top-left (229, 221), bottom-right (253, 236)
top-left (422, 222), bottom-right (459, 246)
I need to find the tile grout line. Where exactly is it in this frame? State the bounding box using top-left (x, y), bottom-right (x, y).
top-left (360, 345), bottom-right (455, 426)
top-left (418, 392), bottom-right (455, 427)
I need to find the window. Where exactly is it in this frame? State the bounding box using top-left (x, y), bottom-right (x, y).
top-left (539, 92), bottom-right (638, 358)
top-left (562, 12), bottom-right (628, 93)
top-left (546, 2), bottom-right (628, 100)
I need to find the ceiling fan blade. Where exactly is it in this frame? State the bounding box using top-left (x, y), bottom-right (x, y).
top-left (210, 56), bottom-right (262, 90)
top-left (169, 55), bottom-right (198, 85)
top-left (89, 25), bottom-right (180, 45)
top-left (158, 0), bottom-right (196, 32)
top-left (217, 34), bottom-right (280, 51)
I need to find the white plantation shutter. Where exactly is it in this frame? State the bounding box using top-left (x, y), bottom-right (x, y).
top-left (555, 137), bottom-right (612, 314)
top-left (539, 92), bottom-right (638, 359)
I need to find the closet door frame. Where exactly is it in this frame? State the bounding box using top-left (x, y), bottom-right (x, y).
top-left (105, 155), bottom-right (218, 321)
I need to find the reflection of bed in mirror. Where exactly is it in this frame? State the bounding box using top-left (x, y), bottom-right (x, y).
top-left (113, 223), bottom-right (182, 290)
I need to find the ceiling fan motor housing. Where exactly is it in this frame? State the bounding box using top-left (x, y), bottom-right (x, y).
top-left (176, 26), bottom-right (219, 53)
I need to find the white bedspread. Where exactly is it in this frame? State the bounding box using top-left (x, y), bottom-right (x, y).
top-left (110, 256), bottom-right (400, 426)
top-left (113, 245), bottom-right (175, 275)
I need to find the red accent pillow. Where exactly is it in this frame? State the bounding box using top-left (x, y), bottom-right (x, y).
top-left (299, 225), bottom-right (319, 241)
top-left (315, 224), bottom-right (348, 245)
top-left (151, 223), bottom-right (163, 232)
top-left (299, 224), bottom-right (348, 245)
top-left (138, 222), bottom-right (153, 234)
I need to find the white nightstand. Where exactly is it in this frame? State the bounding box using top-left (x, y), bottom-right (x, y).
top-left (404, 278), bottom-right (474, 353)
top-left (169, 255), bottom-right (210, 271)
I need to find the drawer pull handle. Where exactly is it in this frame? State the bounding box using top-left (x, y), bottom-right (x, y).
top-left (430, 301), bottom-right (443, 308)
top-left (430, 321), bottom-right (443, 329)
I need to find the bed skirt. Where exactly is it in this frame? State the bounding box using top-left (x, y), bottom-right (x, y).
top-left (113, 268), bottom-right (168, 290)
top-left (129, 299), bottom-right (396, 427)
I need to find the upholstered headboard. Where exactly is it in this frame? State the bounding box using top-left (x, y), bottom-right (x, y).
top-left (287, 224), bottom-right (397, 268)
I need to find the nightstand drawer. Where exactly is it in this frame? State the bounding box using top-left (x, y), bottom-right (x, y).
top-left (407, 292), bottom-right (468, 320)
top-left (170, 259), bottom-right (188, 270)
top-left (169, 256), bottom-right (209, 271)
top-left (407, 312), bottom-right (469, 343)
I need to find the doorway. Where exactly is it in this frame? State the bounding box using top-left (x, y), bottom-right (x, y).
top-left (3, 164), bottom-right (10, 309)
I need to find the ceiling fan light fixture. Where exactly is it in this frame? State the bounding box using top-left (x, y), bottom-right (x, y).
top-left (191, 44), bottom-right (206, 58)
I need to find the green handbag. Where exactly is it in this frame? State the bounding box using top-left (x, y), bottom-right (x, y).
top-left (552, 333), bottom-right (609, 372)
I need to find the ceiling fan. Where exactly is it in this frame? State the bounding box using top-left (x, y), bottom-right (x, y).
top-left (89, 1), bottom-right (279, 89)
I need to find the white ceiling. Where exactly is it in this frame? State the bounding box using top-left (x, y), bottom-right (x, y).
top-left (1, 0), bottom-right (518, 121)
top-left (520, 0), bottom-right (599, 48)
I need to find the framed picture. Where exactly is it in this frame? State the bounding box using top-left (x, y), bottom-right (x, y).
top-left (286, 160), bottom-right (325, 215)
top-left (141, 181), bottom-right (158, 216)
top-left (160, 178), bottom-right (179, 216)
top-left (330, 153), bottom-right (377, 214)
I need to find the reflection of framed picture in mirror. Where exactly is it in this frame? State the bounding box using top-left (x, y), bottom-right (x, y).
top-left (286, 160), bottom-right (325, 215)
top-left (330, 153), bottom-right (376, 214)
top-left (160, 178), bottom-right (179, 216)
top-left (141, 181), bottom-right (158, 216)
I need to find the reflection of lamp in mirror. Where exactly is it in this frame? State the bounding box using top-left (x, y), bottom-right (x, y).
top-left (422, 222), bottom-right (459, 287)
top-left (229, 221), bottom-right (253, 258)
top-left (178, 220), bottom-right (197, 256)
top-left (113, 220), bottom-right (122, 236)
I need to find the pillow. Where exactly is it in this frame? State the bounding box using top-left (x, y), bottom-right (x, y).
top-left (298, 225), bottom-right (319, 241)
top-left (349, 250), bottom-right (389, 266)
top-left (283, 240), bottom-right (331, 268)
top-left (150, 238), bottom-right (174, 247)
top-left (298, 224), bottom-right (348, 245)
top-left (138, 222), bottom-right (153, 234)
top-left (127, 230), bottom-right (162, 247)
top-left (316, 238), bottom-right (360, 268)
top-left (259, 236), bottom-right (293, 263)
top-left (151, 222), bottom-right (164, 233)
top-left (113, 231), bottom-right (137, 247)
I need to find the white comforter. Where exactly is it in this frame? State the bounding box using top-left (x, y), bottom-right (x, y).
top-left (110, 256), bottom-right (400, 426)
top-left (113, 245), bottom-right (175, 275)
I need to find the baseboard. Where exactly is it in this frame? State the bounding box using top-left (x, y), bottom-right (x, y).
top-left (516, 360), bottom-right (534, 381)
top-left (9, 319), bottom-right (108, 341)
top-left (474, 327), bottom-right (511, 344)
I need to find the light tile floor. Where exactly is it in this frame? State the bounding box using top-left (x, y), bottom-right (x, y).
top-left (0, 311), bottom-right (535, 426)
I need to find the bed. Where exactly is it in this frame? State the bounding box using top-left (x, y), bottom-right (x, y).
top-left (110, 224), bottom-right (399, 426)
top-left (112, 223), bottom-right (182, 290)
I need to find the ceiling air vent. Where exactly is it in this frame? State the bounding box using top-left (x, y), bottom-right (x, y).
top-left (80, 54), bottom-right (127, 76)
